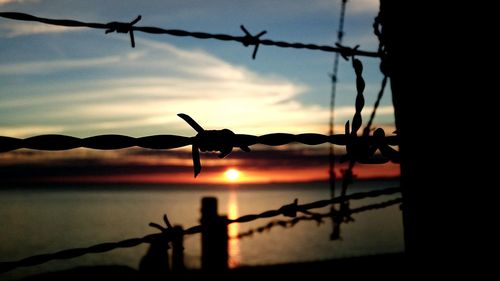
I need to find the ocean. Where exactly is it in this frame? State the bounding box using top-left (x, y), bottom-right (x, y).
top-left (0, 180), bottom-right (403, 280)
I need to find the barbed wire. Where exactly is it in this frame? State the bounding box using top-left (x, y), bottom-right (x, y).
top-left (363, 76), bottom-right (388, 137)
top-left (0, 186), bottom-right (400, 274)
top-left (338, 55), bottom-right (366, 199)
top-left (335, 5), bottom-right (395, 202)
top-left (233, 197), bottom-right (402, 240)
top-left (226, 187), bottom-right (400, 225)
top-left (0, 12), bottom-right (380, 59)
top-left (362, 7), bottom-right (390, 137)
top-left (328, 0), bottom-right (349, 199)
top-left (0, 113), bottom-right (400, 177)
top-left (0, 8), bottom-right (401, 274)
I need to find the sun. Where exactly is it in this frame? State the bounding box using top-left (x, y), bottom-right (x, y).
top-left (224, 168), bottom-right (240, 182)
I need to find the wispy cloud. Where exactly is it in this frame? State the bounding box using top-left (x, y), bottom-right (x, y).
top-left (0, 125), bottom-right (65, 137)
top-left (0, 0), bottom-right (38, 6)
top-left (0, 55), bottom-right (120, 74)
top-left (0, 38), bottom-right (394, 138)
top-left (0, 22), bottom-right (84, 37)
top-left (288, 0), bottom-right (378, 16)
top-left (346, 0), bottom-right (379, 15)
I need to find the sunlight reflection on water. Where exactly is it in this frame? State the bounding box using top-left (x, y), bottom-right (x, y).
top-left (227, 191), bottom-right (240, 268)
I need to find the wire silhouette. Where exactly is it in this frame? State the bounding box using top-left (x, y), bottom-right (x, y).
top-left (0, 12), bottom-right (380, 59)
top-left (338, 56), bottom-right (366, 199)
top-left (328, 0), bottom-right (349, 199)
top-left (0, 6), bottom-right (402, 275)
top-left (335, 8), bottom-right (394, 200)
top-left (0, 114), bottom-right (400, 177)
top-left (362, 9), bottom-right (390, 137)
top-left (363, 76), bottom-right (388, 136)
top-left (233, 197), bottom-right (402, 240)
top-left (0, 186), bottom-right (400, 273)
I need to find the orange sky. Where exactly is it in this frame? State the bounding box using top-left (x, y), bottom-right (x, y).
top-left (85, 164), bottom-right (398, 184)
top-left (0, 146), bottom-right (400, 185)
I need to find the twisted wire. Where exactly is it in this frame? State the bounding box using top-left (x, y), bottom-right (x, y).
top-left (0, 12), bottom-right (379, 59)
top-left (0, 186), bottom-right (399, 273)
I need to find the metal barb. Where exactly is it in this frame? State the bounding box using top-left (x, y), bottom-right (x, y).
top-left (335, 43), bottom-right (360, 61)
top-left (178, 113), bottom-right (251, 177)
top-left (240, 25), bottom-right (267, 59)
top-left (105, 15), bottom-right (141, 47)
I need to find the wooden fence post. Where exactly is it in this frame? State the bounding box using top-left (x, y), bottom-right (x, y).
top-left (201, 197), bottom-right (228, 273)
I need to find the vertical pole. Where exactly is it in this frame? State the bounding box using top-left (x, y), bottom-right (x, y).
top-left (328, 0), bottom-right (348, 244)
top-left (380, 0), bottom-right (468, 275)
top-left (138, 234), bottom-right (170, 278)
top-left (380, 0), bottom-right (449, 271)
top-left (380, 0), bottom-right (418, 258)
top-left (329, 208), bottom-right (341, 240)
top-left (328, 0), bottom-right (348, 200)
top-left (201, 197), bottom-right (228, 273)
top-left (171, 225), bottom-right (185, 273)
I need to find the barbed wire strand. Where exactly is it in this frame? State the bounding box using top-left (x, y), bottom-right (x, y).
top-left (0, 131), bottom-right (399, 152)
top-left (0, 113), bottom-right (400, 177)
top-left (362, 9), bottom-right (390, 137)
top-left (339, 55), bottom-right (365, 199)
top-left (354, 10), bottom-right (398, 164)
top-left (328, 0), bottom-right (349, 199)
top-left (234, 197), bottom-right (402, 240)
top-left (362, 76), bottom-right (388, 136)
top-left (0, 186), bottom-right (400, 273)
top-left (337, 6), bottom-right (396, 201)
top-left (0, 12), bottom-right (379, 59)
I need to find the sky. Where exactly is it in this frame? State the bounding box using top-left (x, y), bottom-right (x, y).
top-left (0, 0), bottom-right (399, 185)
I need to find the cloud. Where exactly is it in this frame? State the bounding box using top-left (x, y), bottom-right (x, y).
top-left (289, 0), bottom-right (378, 16)
top-left (0, 54), bottom-right (130, 74)
top-left (0, 37), bottom-right (394, 138)
top-left (0, 146), bottom-right (400, 184)
top-left (0, 0), bottom-right (38, 6)
top-left (346, 0), bottom-right (379, 14)
top-left (0, 125), bottom-right (65, 136)
top-left (0, 22), bottom-right (85, 37)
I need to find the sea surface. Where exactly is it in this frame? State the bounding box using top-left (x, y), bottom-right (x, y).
top-left (0, 180), bottom-right (403, 280)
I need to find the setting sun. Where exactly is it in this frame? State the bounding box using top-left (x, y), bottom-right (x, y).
top-left (224, 168), bottom-right (240, 182)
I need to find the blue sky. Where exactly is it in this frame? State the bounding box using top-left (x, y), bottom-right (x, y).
top-left (0, 0), bottom-right (393, 139)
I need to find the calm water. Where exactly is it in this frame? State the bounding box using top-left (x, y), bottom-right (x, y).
top-left (0, 180), bottom-right (403, 280)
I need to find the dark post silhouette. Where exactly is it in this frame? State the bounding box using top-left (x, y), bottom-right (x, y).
top-left (329, 206), bottom-right (341, 240)
top-left (171, 225), bottom-right (185, 273)
top-left (201, 197), bottom-right (228, 273)
top-left (380, 0), bottom-right (454, 273)
top-left (138, 234), bottom-right (170, 279)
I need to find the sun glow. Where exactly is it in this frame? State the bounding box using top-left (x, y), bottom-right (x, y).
top-left (224, 168), bottom-right (240, 182)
